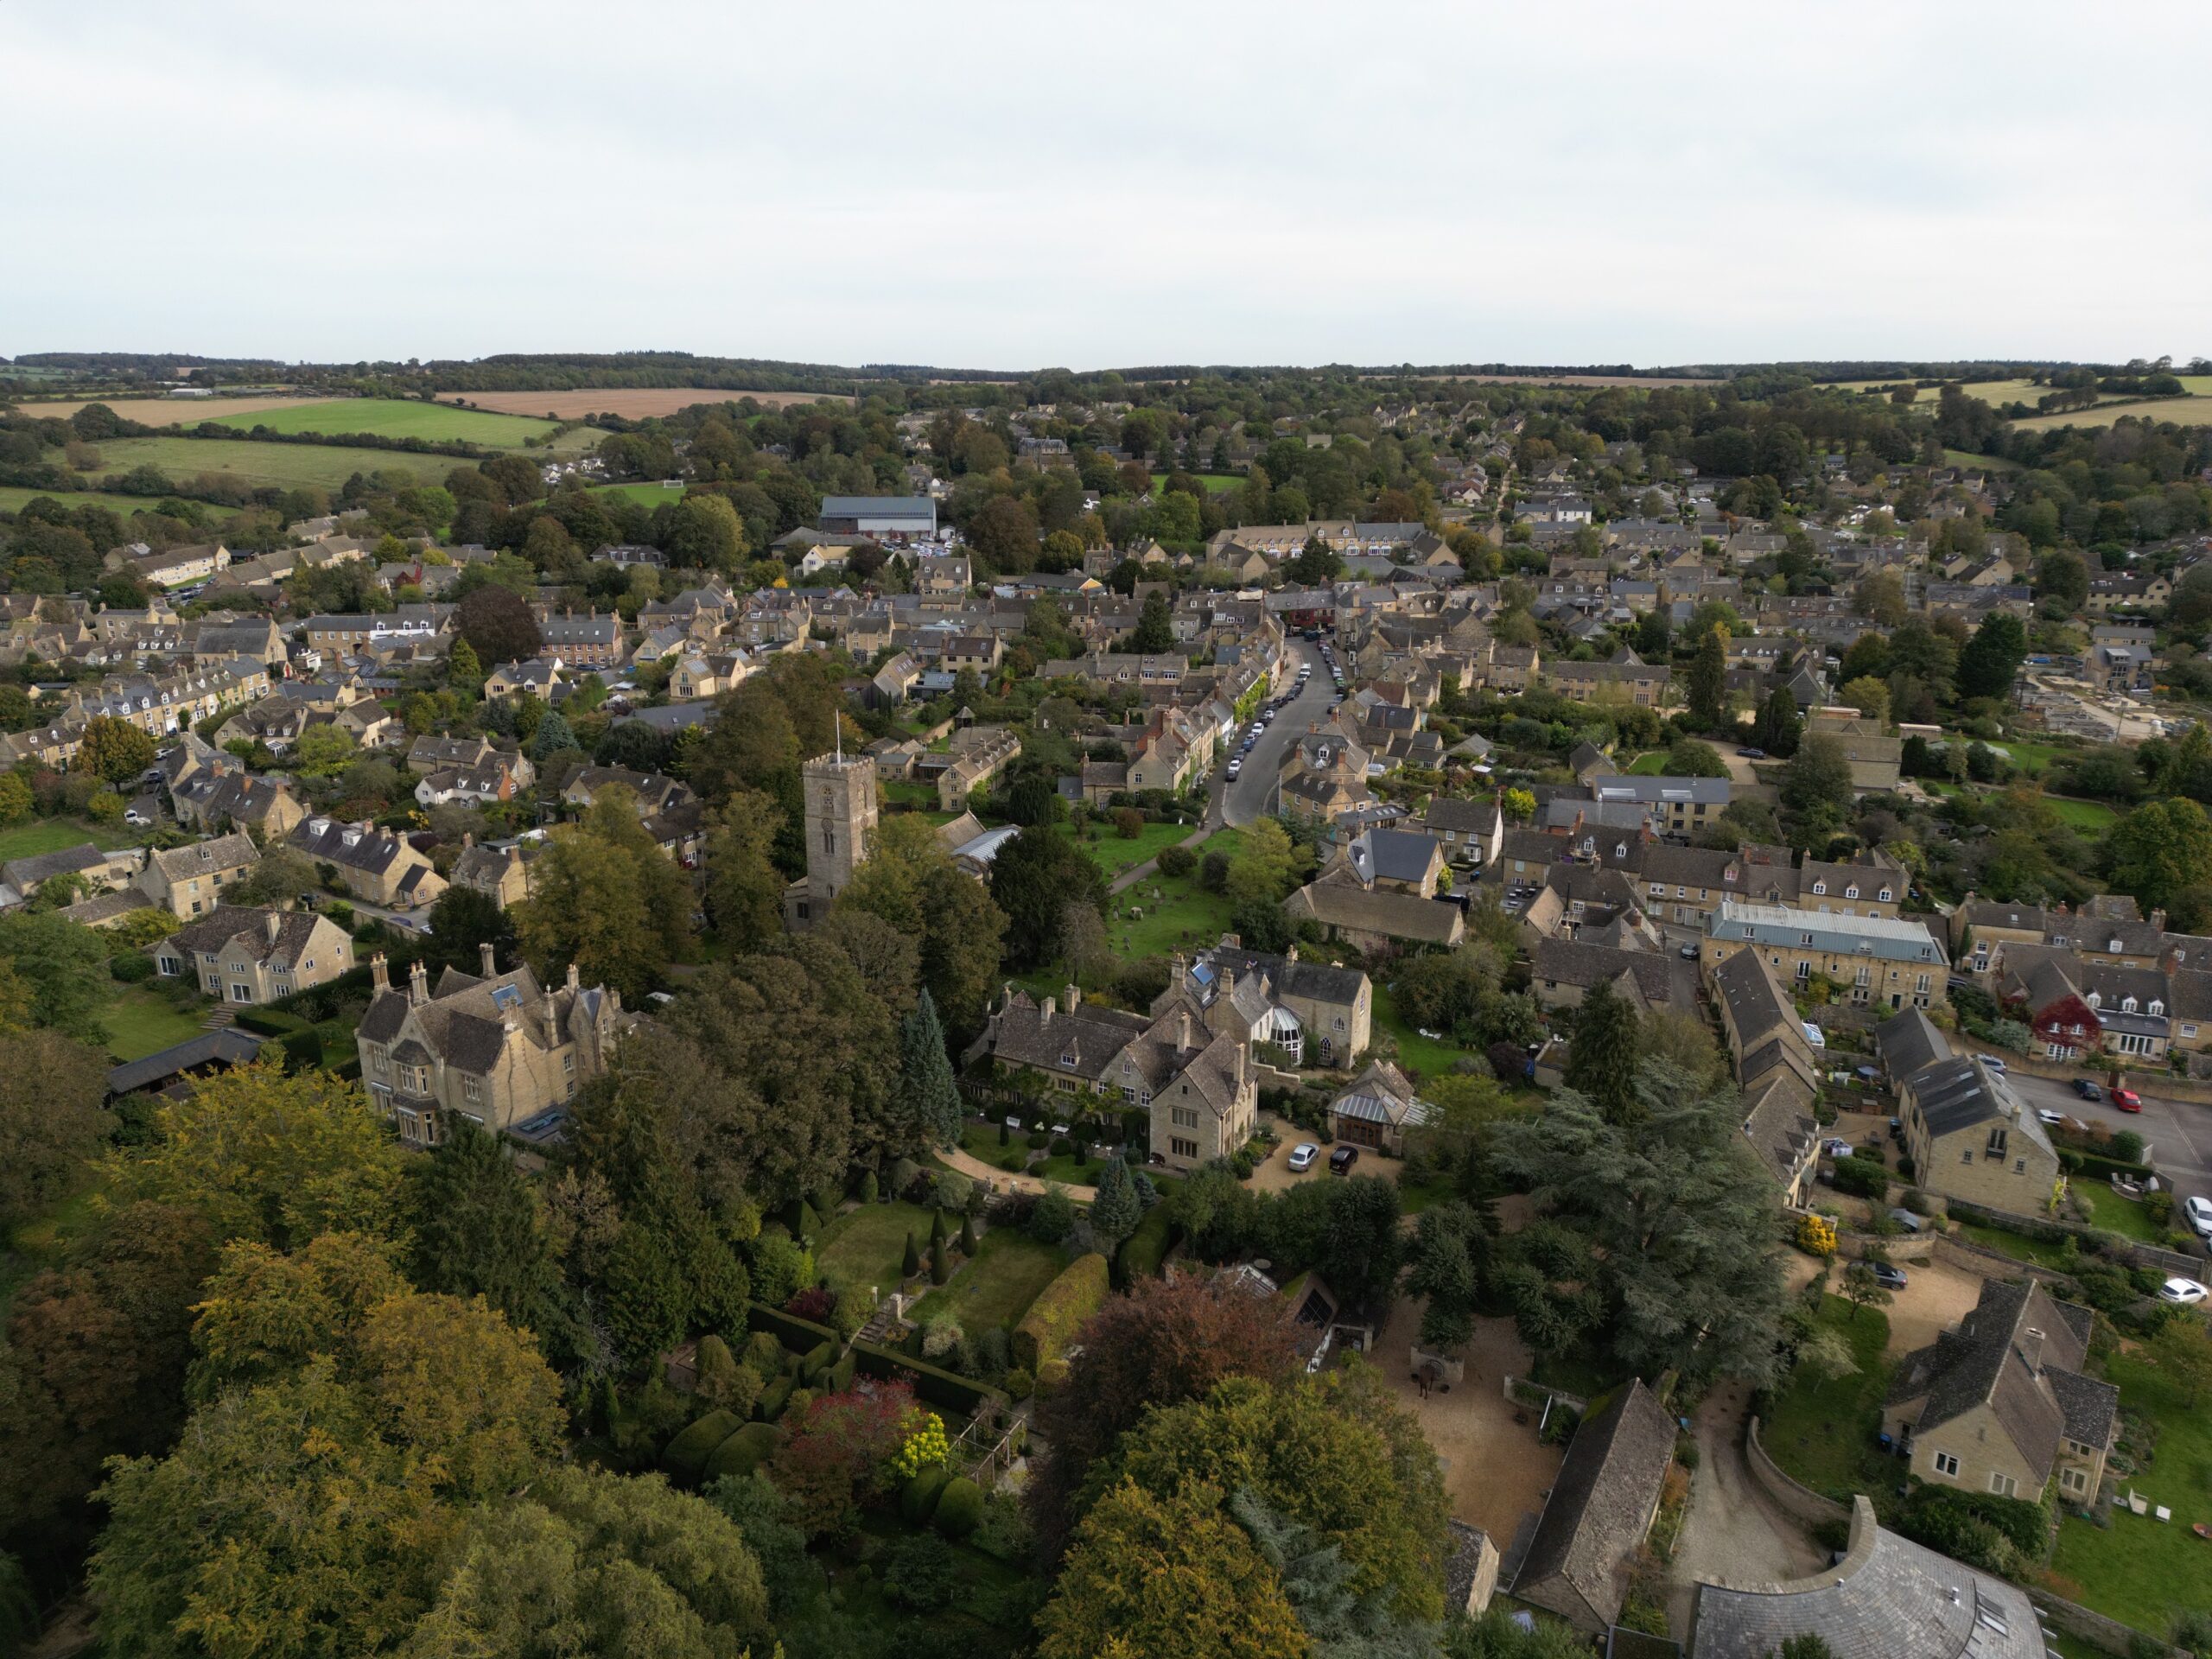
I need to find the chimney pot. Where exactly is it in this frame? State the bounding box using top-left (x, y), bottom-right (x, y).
top-left (480, 942), bottom-right (498, 976)
top-left (566, 963), bottom-right (579, 991)
top-left (370, 951), bottom-right (390, 993)
top-left (408, 959), bottom-right (429, 1007)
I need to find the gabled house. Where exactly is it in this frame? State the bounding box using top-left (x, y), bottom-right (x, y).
top-left (1421, 793), bottom-right (1504, 869)
top-left (1998, 944), bottom-right (2170, 1063)
top-left (1510, 1379), bottom-right (1678, 1636)
top-left (138, 832), bottom-right (261, 918)
top-left (1896, 1054), bottom-right (2062, 1212)
top-left (155, 905), bottom-right (356, 1003)
top-left (1325, 1059), bottom-right (1431, 1154)
top-left (289, 817), bottom-right (447, 911)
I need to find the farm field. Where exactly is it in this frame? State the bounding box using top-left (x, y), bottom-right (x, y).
top-left (82, 435), bottom-right (461, 493)
top-left (4, 393), bottom-right (317, 422)
top-left (588, 482), bottom-right (686, 511)
top-left (212, 397), bottom-right (560, 447)
top-left (0, 485), bottom-right (238, 521)
top-left (2012, 395), bottom-right (2212, 431)
top-left (452, 387), bottom-right (854, 419)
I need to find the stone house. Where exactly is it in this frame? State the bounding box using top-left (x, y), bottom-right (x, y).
top-left (137, 832), bottom-right (261, 918)
top-left (155, 904), bottom-right (356, 1003)
top-left (1421, 794), bottom-right (1504, 869)
top-left (1700, 900), bottom-right (1947, 1013)
top-left (1883, 1281), bottom-right (2117, 1506)
top-left (449, 836), bottom-right (537, 909)
top-left (1897, 1054), bottom-right (2063, 1212)
top-left (1, 842), bottom-right (145, 906)
top-left (1510, 1379), bottom-right (1677, 1635)
top-left (1178, 941), bottom-right (1373, 1069)
top-left (289, 817), bottom-right (448, 910)
top-left (356, 949), bottom-right (628, 1146)
top-left (1710, 950), bottom-right (1820, 1205)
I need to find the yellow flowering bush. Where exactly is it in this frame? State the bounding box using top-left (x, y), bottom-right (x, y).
top-left (1796, 1213), bottom-right (1837, 1259)
top-left (889, 1408), bottom-right (950, 1479)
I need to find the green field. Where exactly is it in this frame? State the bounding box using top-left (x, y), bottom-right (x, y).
top-left (1372, 981), bottom-right (1471, 1082)
top-left (213, 397), bottom-right (557, 447)
top-left (906, 1227), bottom-right (1069, 1332)
top-left (2012, 395), bottom-right (2212, 432)
top-left (2042, 796), bottom-right (2120, 833)
top-left (83, 435), bottom-right (462, 493)
top-left (0, 485), bottom-right (239, 521)
top-left (1065, 819), bottom-right (1201, 880)
top-left (1100, 827), bottom-right (1243, 959)
top-left (0, 817), bottom-right (120, 864)
top-left (588, 482), bottom-right (686, 510)
top-left (1762, 1294), bottom-right (1894, 1501)
top-left (2069, 1180), bottom-right (2164, 1243)
top-left (2050, 1351), bottom-right (2212, 1630)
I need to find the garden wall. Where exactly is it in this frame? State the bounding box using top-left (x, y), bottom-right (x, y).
top-left (1743, 1416), bottom-right (1849, 1528)
top-left (1946, 1196), bottom-right (2204, 1276)
top-left (2032, 1592), bottom-right (2185, 1659)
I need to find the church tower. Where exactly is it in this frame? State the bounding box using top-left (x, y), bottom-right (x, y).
top-left (788, 746), bottom-right (877, 926)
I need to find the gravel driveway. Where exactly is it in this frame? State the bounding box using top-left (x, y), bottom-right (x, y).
top-left (1668, 1378), bottom-right (1826, 1631)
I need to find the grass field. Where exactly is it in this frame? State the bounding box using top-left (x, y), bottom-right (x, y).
top-left (1372, 981), bottom-right (1471, 1082)
top-left (1624, 750), bottom-right (1670, 775)
top-left (2070, 1180), bottom-right (2164, 1243)
top-left (8, 394), bottom-right (316, 422)
top-left (813, 1199), bottom-right (939, 1300)
top-left (1952, 1219), bottom-right (2076, 1269)
top-left (2012, 395), bottom-right (2212, 432)
top-left (454, 388), bottom-right (854, 419)
top-left (82, 435), bottom-right (462, 493)
top-left (0, 485), bottom-right (239, 521)
top-left (588, 482), bottom-right (687, 511)
top-left (906, 1227), bottom-right (1068, 1332)
top-left (100, 985), bottom-right (211, 1062)
top-left (0, 817), bottom-right (123, 864)
top-left (1099, 828), bottom-right (1243, 959)
top-left (1762, 1294), bottom-right (1895, 1502)
top-left (2043, 795), bottom-right (2120, 833)
top-left (212, 397), bottom-right (558, 447)
top-left (1151, 472), bottom-right (1242, 492)
top-left (2049, 1350), bottom-right (2212, 1630)
top-left (1065, 819), bottom-right (1199, 880)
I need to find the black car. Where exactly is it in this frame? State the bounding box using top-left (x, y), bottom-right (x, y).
top-left (1329, 1146), bottom-right (1359, 1176)
top-left (2073, 1078), bottom-right (2103, 1102)
top-left (1871, 1262), bottom-right (1908, 1290)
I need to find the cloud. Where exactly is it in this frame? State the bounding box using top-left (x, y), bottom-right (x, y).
top-left (3, 0), bottom-right (2207, 366)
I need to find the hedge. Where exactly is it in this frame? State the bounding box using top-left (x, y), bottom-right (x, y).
top-left (900, 1467), bottom-right (951, 1524)
top-left (826, 1352), bottom-right (856, 1394)
top-left (1013, 1253), bottom-right (1109, 1374)
top-left (743, 1301), bottom-right (840, 1357)
top-left (1829, 1156), bottom-right (1891, 1201)
top-left (663, 1409), bottom-right (744, 1485)
top-left (933, 1476), bottom-right (984, 1540)
top-left (702, 1422), bottom-right (782, 1483)
top-left (275, 1028), bottom-right (324, 1068)
top-left (1114, 1205), bottom-right (1177, 1287)
top-left (798, 1340), bottom-right (836, 1386)
top-left (234, 1007), bottom-right (310, 1037)
top-left (851, 1339), bottom-right (1007, 1418)
top-left (2068, 1151), bottom-right (2156, 1183)
top-left (755, 1375), bottom-right (794, 1423)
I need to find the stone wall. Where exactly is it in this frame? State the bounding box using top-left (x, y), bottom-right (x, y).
top-left (1744, 1415), bottom-right (1850, 1528)
top-left (2033, 1591), bottom-right (2186, 1659)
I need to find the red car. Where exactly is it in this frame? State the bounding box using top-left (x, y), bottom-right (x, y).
top-left (2113, 1086), bottom-right (2142, 1112)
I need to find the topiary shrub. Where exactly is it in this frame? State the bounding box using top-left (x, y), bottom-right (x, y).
top-left (858, 1170), bottom-right (879, 1204)
top-left (741, 1332), bottom-right (786, 1382)
top-left (827, 1351), bottom-right (857, 1393)
top-left (933, 1476), bottom-right (984, 1540)
top-left (663, 1408), bottom-right (743, 1486)
top-left (1157, 844), bottom-right (1196, 879)
top-left (110, 950), bottom-right (156, 983)
top-left (755, 1374), bottom-right (795, 1422)
top-left (798, 1340), bottom-right (836, 1386)
top-left (702, 1421), bottom-right (782, 1483)
top-left (1013, 1253), bottom-right (1109, 1374)
top-left (900, 1466), bottom-right (952, 1524)
top-left (1003, 1366), bottom-right (1034, 1402)
top-left (696, 1335), bottom-right (761, 1418)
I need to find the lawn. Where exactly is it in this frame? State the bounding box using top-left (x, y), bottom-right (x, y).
top-left (2049, 1351), bottom-right (2212, 1631)
top-left (0, 817), bottom-right (124, 864)
top-left (1624, 750), bottom-right (1670, 775)
top-left (2043, 795), bottom-right (2119, 833)
top-left (100, 985), bottom-right (210, 1062)
top-left (211, 397), bottom-right (558, 448)
top-left (588, 482), bottom-right (687, 510)
top-left (1372, 981), bottom-right (1471, 1083)
top-left (1952, 1219), bottom-right (2076, 1270)
top-left (1151, 472), bottom-right (1242, 493)
top-left (906, 1228), bottom-right (1068, 1332)
top-left (813, 1200), bottom-right (939, 1300)
top-left (2070, 1181), bottom-right (2164, 1243)
top-left (1065, 819), bottom-right (1199, 880)
top-left (81, 435), bottom-right (460, 493)
top-left (1101, 851), bottom-right (1241, 960)
top-left (0, 485), bottom-right (239, 521)
top-left (1762, 1294), bottom-right (1895, 1502)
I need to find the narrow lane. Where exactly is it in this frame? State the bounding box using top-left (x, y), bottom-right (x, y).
top-left (1223, 638), bottom-right (1336, 828)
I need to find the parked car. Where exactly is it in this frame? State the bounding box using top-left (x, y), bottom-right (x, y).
top-left (1287, 1143), bottom-right (1319, 1173)
top-left (1736, 747), bottom-right (1765, 759)
top-left (1821, 1137), bottom-right (1853, 1158)
top-left (1329, 1146), bottom-right (1360, 1176)
top-left (2183, 1195), bottom-right (2212, 1240)
top-left (1225, 760), bottom-right (1242, 779)
top-left (2157, 1277), bottom-right (2209, 1306)
top-left (2113, 1086), bottom-right (2142, 1111)
top-left (1679, 943), bottom-right (1699, 959)
top-left (2036, 1108), bottom-right (2067, 1126)
top-left (2073, 1078), bottom-right (2103, 1101)
top-left (1974, 1053), bottom-right (2007, 1075)
top-left (1871, 1262), bottom-right (1910, 1290)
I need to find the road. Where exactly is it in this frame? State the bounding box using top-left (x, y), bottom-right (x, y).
top-left (2002, 1066), bottom-right (2212, 1217)
top-left (1221, 639), bottom-right (1337, 828)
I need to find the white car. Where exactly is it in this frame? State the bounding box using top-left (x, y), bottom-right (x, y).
top-left (1224, 760), bottom-right (1242, 779)
top-left (2185, 1195), bottom-right (2212, 1240)
top-left (1974, 1054), bottom-right (2008, 1075)
top-left (2036, 1108), bottom-right (2066, 1126)
top-left (2157, 1277), bottom-right (2209, 1306)
top-left (1287, 1143), bottom-right (1319, 1173)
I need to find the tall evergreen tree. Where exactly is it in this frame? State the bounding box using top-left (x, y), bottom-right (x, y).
top-left (1684, 623), bottom-right (1730, 730)
top-left (902, 988), bottom-right (963, 1148)
top-left (1955, 613), bottom-right (2028, 702)
top-left (404, 1115), bottom-right (583, 1364)
top-left (1089, 1155), bottom-right (1140, 1248)
top-left (1561, 979), bottom-right (1642, 1124)
top-left (1751, 684), bottom-right (1802, 757)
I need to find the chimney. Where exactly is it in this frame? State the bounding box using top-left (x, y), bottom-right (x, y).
top-left (2152, 907), bottom-right (2168, 931)
top-left (408, 959), bottom-right (429, 1007)
top-left (265, 912), bottom-right (282, 945)
top-left (461, 830), bottom-right (474, 849)
top-left (370, 951), bottom-right (390, 993)
top-left (480, 942), bottom-right (498, 976)
top-left (543, 983), bottom-right (558, 1035)
top-left (1039, 996), bottom-right (1056, 1026)
top-left (1285, 943), bottom-right (1299, 963)
top-left (2021, 1325), bottom-right (2045, 1374)
top-left (566, 963), bottom-right (579, 991)
top-left (1065, 983), bottom-right (1081, 1012)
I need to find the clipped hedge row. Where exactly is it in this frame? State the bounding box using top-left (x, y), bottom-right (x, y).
top-left (756, 1375), bottom-right (794, 1422)
top-left (1114, 1205), bottom-right (1177, 1287)
top-left (851, 1339), bottom-right (1007, 1418)
top-left (2062, 1150), bottom-right (2156, 1183)
top-left (233, 1007), bottom-right (311, 1037)
top-left (799, 1340), bottom-right (836, 1386)
top-left (900, 1467), bottom-right (951, 1523)
top-left (743, 1301), bottom-right (840, 1357)
top-left (1013, 1252), bottom-right (1109, 1374)
top-left (703, 1422), bottom-right (783, 1483)
top-left (664, 1408), bottom-right (744, 1485)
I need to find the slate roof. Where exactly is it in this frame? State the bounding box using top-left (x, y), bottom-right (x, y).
top-left (1346, 828), bottom-right (1441, 886)
top-left (1711, 900), bottom-right (1945, 964)
top-left (1192, 942), bottom-right (1369, 1012)
top-left (1284, 881), bottom-right (1465, 945)
top-left (164, 905), bottom-right (331, 969)
top-left (986, 991), bottom-right (1150, 1081)
top-left (105, 1028), bottom-right (264, 1096)
top-left (1713, 950), bottom-right (1796, 1050)
top-left (1423, 795), bottom-right (1501, 836)
top-left (1512, 1378), bottom-right (1677, 1633)
top-left (1875, 1006), bottom-right (1951, 1084)
top-left (147, 831), bottom-right (259, 883)
top-left (290, 817), bottom-right (416, 874)
top-left (3, 842), bottom-right (113, 890)
top-left (1328, 1059), bottom-right (1431, 1130)
top-left (1531, 938), bottom-right (1675, 1005)
top-left (1739, 1073), bottom-right (1818, 1189)
top-left (1688, 1497), bottom-right (2044, 1659)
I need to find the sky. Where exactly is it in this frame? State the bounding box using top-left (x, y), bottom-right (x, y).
top-left (3, 1), bottom-right (2209, 372)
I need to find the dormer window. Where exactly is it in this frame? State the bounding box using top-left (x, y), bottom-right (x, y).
top-left (2121, 996), bottom-right (2139, 1014)
top-left (1845, 885), bottom-right (1860, 900)
top-left (1614, 842), bottom-right (1627, 859)
top-left (2087, 991), bottom-right (2101, 1009)
top-left (2110, 940), bottom-right (2123, 953)
top-left (2152, 999), bottom-right (2165, 1015)
top-left (1812, 880), bottom-right (1827, 895)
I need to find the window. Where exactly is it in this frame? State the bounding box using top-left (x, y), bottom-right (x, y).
top-left (1812, 880), bottom-right (1827, 895)
top-left (1962, 1149), bottom-right (1974, 1164)
top-left (2061, 1467), bottom-right (2088, 1495)
top-left (562, 1053), bottom-right (574, 1074)
top-left (1795, 961), bottom-right (1811, 982)
top-left (1879, 887), bottom-right (1894, 902)
top-left (2151, 999), bottom-right (2165, 1016)
top-left (1171, 1136), bottom-right (1199, 1160)
top-left (1933, 1452), bottom-right (1960, 1478)
top-left (2121, 995), bottom-right (2139, 1014)
top-left (1171, 1107), bottom-right (1199, 1129)
top-left (461, 1076), bottom-right (482, 1105)
top-left (2014, 1158), bottom-right (2026, 1173)
top-left (1988, 1473), bottom-right (2018, 1498)
top-left (1845, 885), bottom-right (1859, 900)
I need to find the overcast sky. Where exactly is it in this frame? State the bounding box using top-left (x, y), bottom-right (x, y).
top-left (4, 2), bottom-right (2207, 371)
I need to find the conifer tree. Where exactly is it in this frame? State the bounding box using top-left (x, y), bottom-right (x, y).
top-left (901, 988), bottom-right (964, 1149)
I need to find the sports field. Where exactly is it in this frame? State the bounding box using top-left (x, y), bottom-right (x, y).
top-left (82, 435), bottom-right (460, 493)
top-left (454, 387), bottom-right (854, 419)
top-left (212, 397), bottom-right (558, 447)
top-left (0, 485), bottom-right (238, 520)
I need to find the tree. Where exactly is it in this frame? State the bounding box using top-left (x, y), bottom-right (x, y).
top-left (838, 812), bottom-right (1008, 1037)
top-left (0, 771), bottom-right (30, 826)
top-left (76, 715), bottom-right (156, 785)
top-left (1665, 738), bottom-right (1729, 778)
top-left (1563, 979), bottom-right (1642, 1123)
top-left (702, 789), bottom-right (785, 954)
top-left (0, 907), bottom-right (134, 1033)
top-left (447, 635), bottom-right (483, 692)
top-left (2145, 1311), bottom-right (2212, 1407)
top-left (1855, 570), bottom-right (1908, 627)
top-left (901, 988), bottom-right (963, 1147)
top-left (1226, 817), bottom-right (1302, 911)
top-left (514, 789), bottom-right (695, 1001)
top-left (1288, 534), bottom-right (1343, 586)
top-left (1751, 686), bottom-right (1802, 758)
top-left (104, 1060), bottom-right (404, 1250)
top-left (967, 494), bottom-right (1041, 574)
top-left (1684, 625), bottom-right (1729, 729)
top-left (1839, 676), bottom-right (1891, 728)
top-left (292, 723), bottom-right (359, 778)
top-left (229, 843), bottom-right (321, 908)
top-left (2107, 798), bottom-right (2212, 917)
top-left (0, 1029), bottom-right (108, 1228)
top-left (1406, 1201), bottom-right (1489, 1353)
top-left (1492, 1065), bottom-right (1789, 1385)
top-left (456, 583), bottom-right (542, 666)
top-left (664, 492), bottom-right (748, 571)
top-left (1840, 1260), bottom-right (1893, 1323)
top-left (403, 1116), bottom-right (581, 1365)
top-left (1130, 589), bottom-right (1175, 654)
top-left (1956, 613), bottom-right (2029, 702)
top-left (529, 708), bottom-right (576, 760)
top-left (990, 823), bottom-right (1109, 971)
top-left (1794, 1326), bottom-right (1859, 1388)
top-left (1036, 1478), bottom-right (1312, 1659)
top-left (772, 1382), bottom-right (920, 1539)
top-left (1090, 1155), bottom-right (1141, 1248)
top-left (1780, 734), bottom-right (1854, 817)
top-left (420, 884), bottom-right (518, 979)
